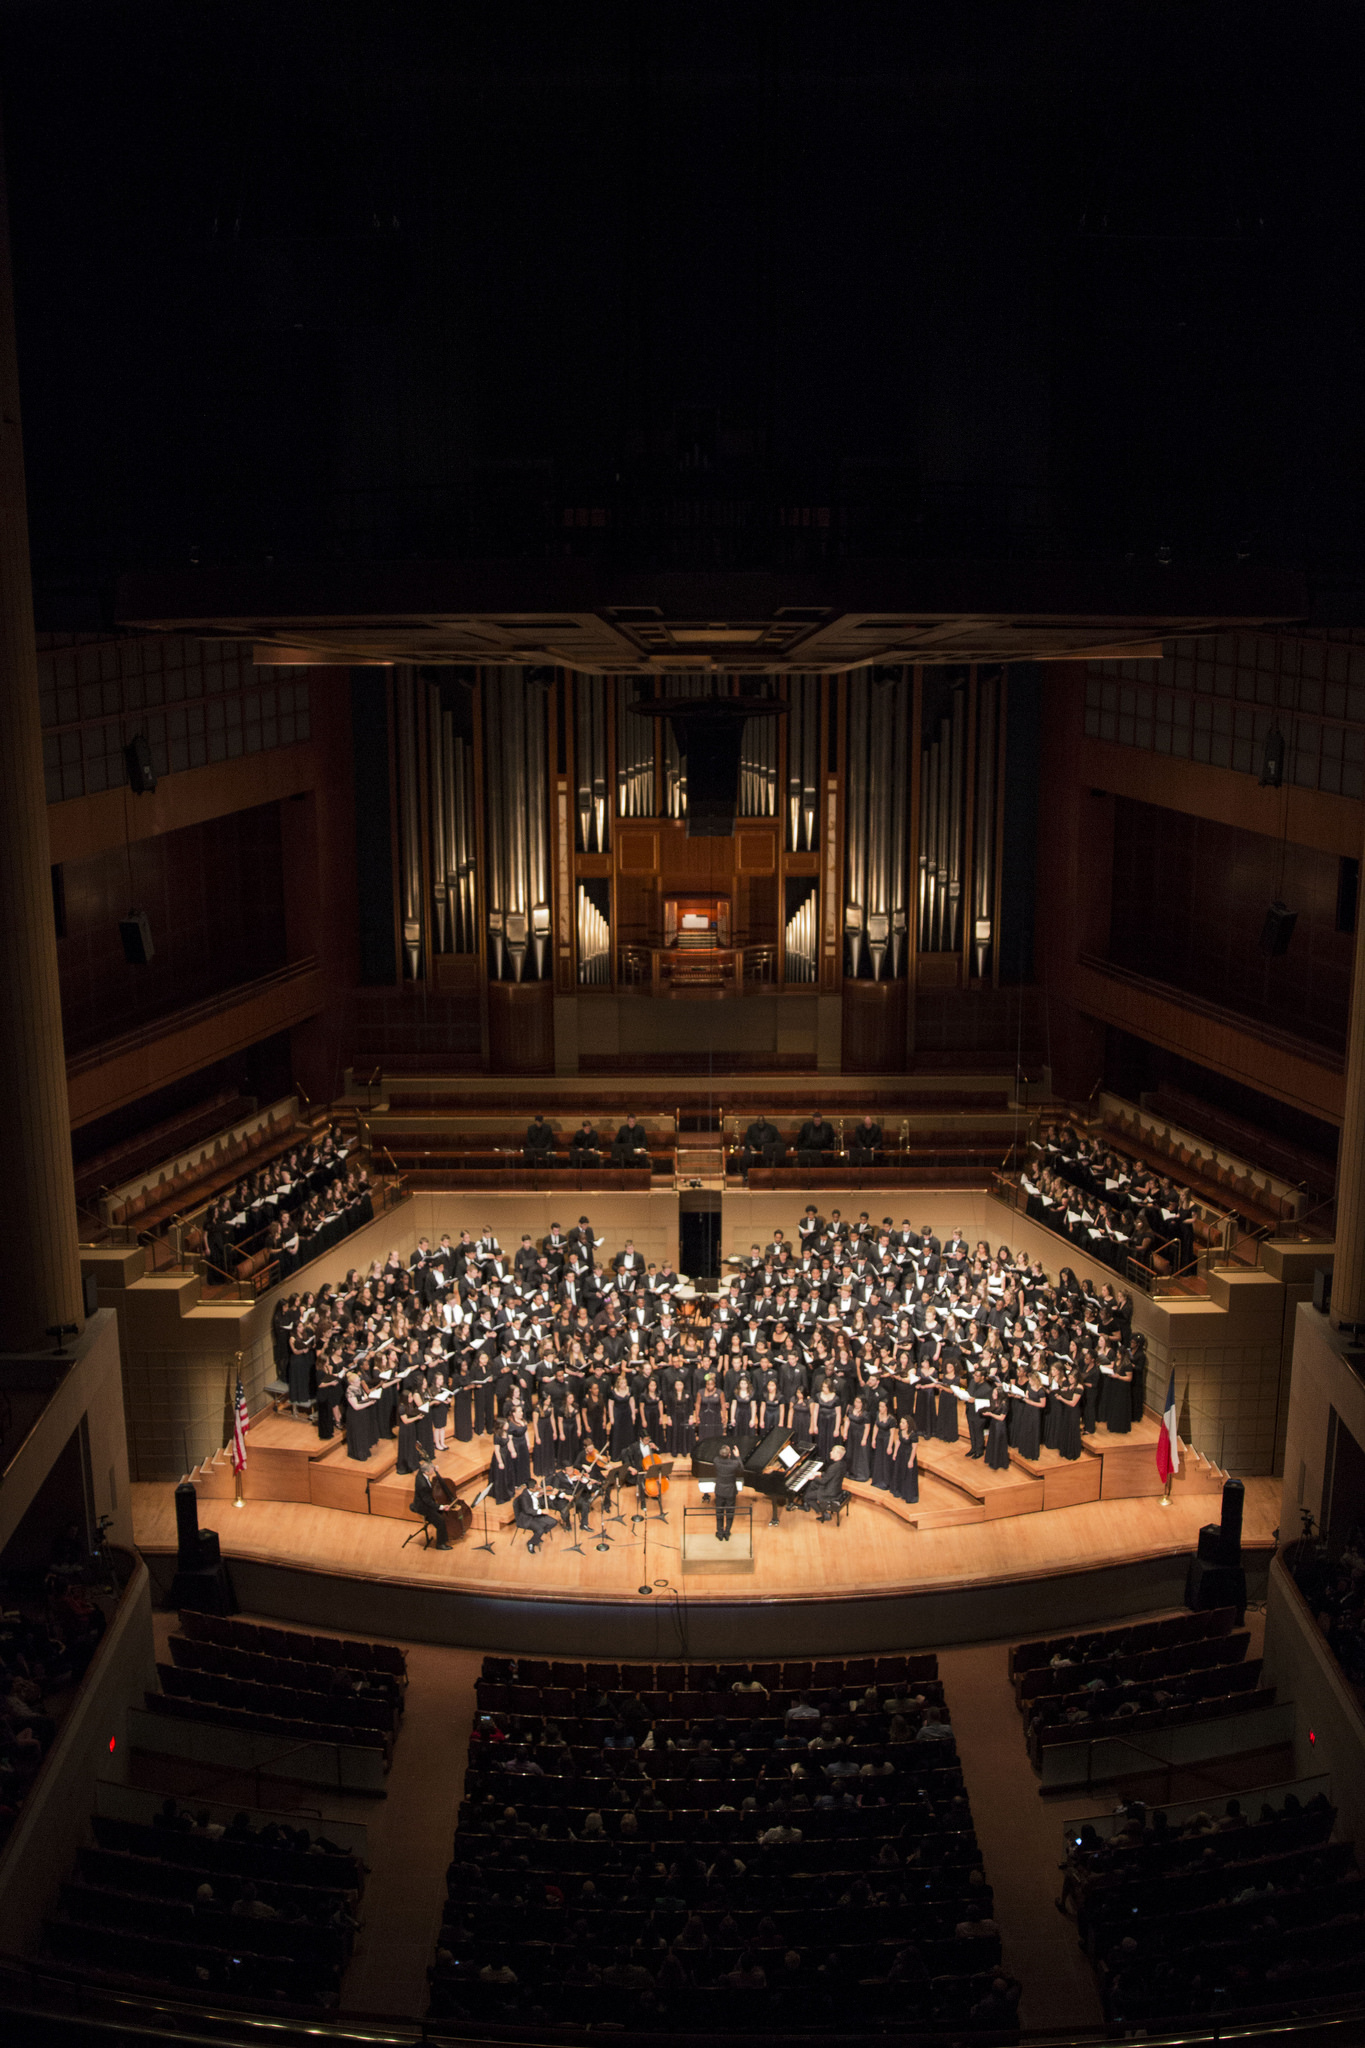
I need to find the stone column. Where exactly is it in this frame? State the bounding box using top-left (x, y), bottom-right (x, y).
top-left (1331, 841), bottom-right (1365, 1329)
top-left (0, 128), bottom-right (83, 1351)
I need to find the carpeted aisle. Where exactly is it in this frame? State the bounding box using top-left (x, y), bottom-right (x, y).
top-left (341, 1640), bottom-right (483, 2016)
top-left (938, 1639), bottom-right (1105, 2033)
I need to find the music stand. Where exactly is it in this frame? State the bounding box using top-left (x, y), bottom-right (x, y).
top-left (561, 1485), bottom-right (586, 1556)
top-left (604, 1463), bottom-right (629, 1528)
top-left (472, 1482), bottom-right (495, 1554)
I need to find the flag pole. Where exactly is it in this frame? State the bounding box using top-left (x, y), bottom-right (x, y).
top-left (233, 1349), bottom-right (244, 1507)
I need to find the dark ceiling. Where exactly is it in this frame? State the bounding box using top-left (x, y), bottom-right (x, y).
top-left (3, 1), bottom-right (1361, 630)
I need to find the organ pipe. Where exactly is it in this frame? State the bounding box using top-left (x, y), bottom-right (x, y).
top-left (918, 684), bottom-right (965, 955)
top-left (576, 885), bottom-right (611, 985)
top-left (664, 675), bottom-right (709, 817)
top-left (395, 667), bottom-right (423, 981)
top-left (481, 667), bottom-right (552, 981)
top-left (575, 676), bottom-right (610, 851)
top-left (739, 709), bottom-right (778, 817)
top-left (427, 684), bottom-right (448, 957)
top-left (972, 670), bottom-right (998, 981)
top-left (615, 678), bottom-right (656, 816)
top-left (784, 884), bottom-right (817, 983)
top-left (842, 667), bottom-right (911, 980)
top-left (783, 676), bottom-right (823, 848)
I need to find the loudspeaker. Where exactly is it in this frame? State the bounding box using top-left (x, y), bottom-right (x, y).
top-left (82, 1269), bottom-right (99, 1319)
top-left (1185, 1553), bottom-right (1246, 1621)
top-left (1259, 900), bottom-right (1297, 956)
top-left (170, 1480), bottom-right (235, 1612)
top-left (173, 1479), bottom-right (202, 1562)
top-left (669, 709), bottom-right (748, 838)
top-left (1259, 727), bottom-right (1286, 788)
top-left (1314, 1266), bottom-right (1333, 1315)
top-left (1220, 1476), bottom-right (1245, 1556)
top-left (125, 732), bottom-right (157, 794)
top-left (118, 910), bottom-right (155, 965)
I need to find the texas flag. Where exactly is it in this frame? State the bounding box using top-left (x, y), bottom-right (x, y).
top-left (1155, 1370), bottom-right (1180, 1485)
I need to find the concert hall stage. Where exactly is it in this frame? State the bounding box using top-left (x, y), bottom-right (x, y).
top-left (132, 1415), bottom-right (1277, 1660)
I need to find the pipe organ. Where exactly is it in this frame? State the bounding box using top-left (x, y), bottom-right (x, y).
top-left (482, 667), bottom-right (552, 982)
top-left (918, 674), bottom-right (966, 956)
top-left (576, 884), bottom-right (611, 984)
top-left (738, 707), bottom-right (779, 818)
top-left (385, 663), bottom-right (1016, 1023)
top-left (786, 674), bottom-right (820, 852)
top-left (784, 882), bottom-right (818, 982)
top-left (615, 678), bottom-right (655, 817)
top-left (574, 675), bottom-right (610, 851)
top-left (393, 667), bottom-right (479, 981)
top-left (971, 668), bottom-right (1001, 982)
top-left (842, 667), bottom-right (911, 980)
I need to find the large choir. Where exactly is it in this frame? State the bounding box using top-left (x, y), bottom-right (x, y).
top-left (1020, 1123), bottom-right (1201, 1276)
top-left (270, 1200), bottom-right (1148, 1548)
top-left (203, 1124), bottom-right (374, 1282)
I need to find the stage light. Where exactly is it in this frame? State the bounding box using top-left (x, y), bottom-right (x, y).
top-left (1259, 901), bottom-right (1296, 956)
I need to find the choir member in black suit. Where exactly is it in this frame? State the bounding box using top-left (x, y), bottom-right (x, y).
top-left (610, 1114), bottom-right (650, 1166)
top-left (847, 1114), bottom-right (883, 1166)
top-left (736, 1116), bottom-right (785, 1178)
top-left (796, 1112), bottom-right (836, 1166)
top-left (524, 1114), bottom-right (557, 1166)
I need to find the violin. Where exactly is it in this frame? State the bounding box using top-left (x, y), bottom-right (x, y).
top-left (636, 1436), bottom-right (670, 1500)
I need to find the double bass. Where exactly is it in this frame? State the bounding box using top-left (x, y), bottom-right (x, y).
top-left (423, 1467), bottom-right (473, 1544)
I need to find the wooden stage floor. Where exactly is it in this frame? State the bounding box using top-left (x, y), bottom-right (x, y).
top-left (133, 1466), bottom-right (1279, 1611)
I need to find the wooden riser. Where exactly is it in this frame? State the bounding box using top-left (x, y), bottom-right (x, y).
top-left (916, 1438), bottom-right (1044, 1519)
top-left (310, 1439), bottom-right (397, 1512)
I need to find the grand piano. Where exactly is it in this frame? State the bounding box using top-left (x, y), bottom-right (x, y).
top-left (693, 1426), bottom-right (825, 1524)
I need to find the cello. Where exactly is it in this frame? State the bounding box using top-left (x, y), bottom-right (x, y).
top-left (636, 1435), bottom-right (670, 1501)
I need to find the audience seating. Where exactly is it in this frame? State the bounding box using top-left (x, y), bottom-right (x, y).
top-left (428, 1650), bottom-right (1022, 2034)
top-left (177, 1609), bottom-right (407, 1679)
top-left (1091, 1106), bottom-right (1287, 1232)
top-left (74, 1087), bottom-right (252, 1209)
top-left (1059, 1789), bottom-right (1360, 2025)
top-left (1009, 1607), bottom-right (1237, 1681)
top-left (42, 1807), bottom-right (364, 2008)
top-left (106, 1104), bottom-right (306, 1241)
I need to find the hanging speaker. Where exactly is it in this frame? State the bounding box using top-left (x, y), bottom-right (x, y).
top-left (119, 910), bottom-right (155, 964)
top-left (1259, 900), bottom-right (1296, 956)
top-left (125, 733), bottom-right (157, 794)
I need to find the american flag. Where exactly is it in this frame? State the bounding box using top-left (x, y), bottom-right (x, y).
top-left (230, 1377), bottom-right (250, 1472)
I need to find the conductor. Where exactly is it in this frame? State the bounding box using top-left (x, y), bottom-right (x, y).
top-left (712, 1436), bottom-right (742, 1542)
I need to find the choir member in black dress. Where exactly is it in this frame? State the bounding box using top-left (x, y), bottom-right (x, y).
top-left (1052, 1376), bottom-right (1083, 1461)
top-left (934, 1366), bottom-right (961, 1444)
top-left (1012, 1375), bottom-right (1046, 1461)
top-left (344, 1371), bottom-right (381, 1462)
top-left (814, 1385), bottom-right (842, 1460)
top-left (395, 1388), bottom-right (424, 1476)
top-left (890, 1419), bottom-right (919, 1503)
top-left (870, 1398), bottom-right (895, 1490)
top-left (984, 1389), bottom-right (1011, 1471)
top-left (489, 1422), bottom-right (515, 1504)
top-left (843, 1394), bottom-right (873, 1482)
top-left (427, 1369), bottom-right (449, 1452)
top-left (1098, 1358), bottom-right (1134, 1434)
top-left (314, 1355), bottom-right (342, 1442)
